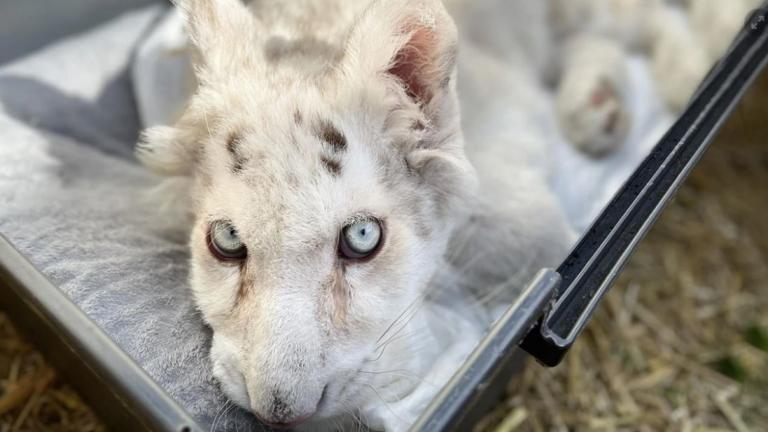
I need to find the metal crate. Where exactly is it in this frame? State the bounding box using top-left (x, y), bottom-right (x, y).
top-left (2, 2), bottom-right (767, 431)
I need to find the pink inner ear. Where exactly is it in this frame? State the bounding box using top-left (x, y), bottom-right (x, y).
top-left (388, 26), bottom-right (439, 104)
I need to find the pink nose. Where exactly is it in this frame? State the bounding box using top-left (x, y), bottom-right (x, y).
top-left (254, 411), bottom-right (315, 430)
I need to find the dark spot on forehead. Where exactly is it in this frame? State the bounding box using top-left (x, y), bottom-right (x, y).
top-left (227, 133), bottom-right (248, 174)
top-left (316, 119), bottom-right (347, 152)
top-left (321, 156), bottom-right (342, 176)
top-left (226, 133), bottom-right (239, 154)
top-left (293, 110), bottom-right (303, 125)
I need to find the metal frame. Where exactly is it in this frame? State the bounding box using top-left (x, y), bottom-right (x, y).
top-left (0, 2), bottom-right (767, 432)
top-left (0, 237), bottom-right (203, 432)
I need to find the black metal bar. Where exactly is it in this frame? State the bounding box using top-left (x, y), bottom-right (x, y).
top-left (0, 235), bottom-right (202, 432)
top-left (520, 3), bottom-right (768, 367)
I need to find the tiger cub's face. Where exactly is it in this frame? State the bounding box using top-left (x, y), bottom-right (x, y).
top-left (138, 0), bottom-right (475, 427)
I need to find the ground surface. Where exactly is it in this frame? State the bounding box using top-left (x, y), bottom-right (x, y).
top-left (1, 74), bottom-right (766, 432)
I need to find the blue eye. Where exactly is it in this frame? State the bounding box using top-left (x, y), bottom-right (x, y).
top-left (208, 220), bottom-right (247, 261)
top-left (339, 217), bottom-right (383, 260)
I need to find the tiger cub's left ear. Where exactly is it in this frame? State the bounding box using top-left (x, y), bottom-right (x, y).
top-left (342, 0), bottom-right (459, 110)
top-left (343, 0), bottom-right (474, 206)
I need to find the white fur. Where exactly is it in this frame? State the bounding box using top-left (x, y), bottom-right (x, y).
top-left (550, 0), bottom-right (756, 150)
top-left (135, 0), bottom-right (753, 430)
top-left (556, 34), bottom-right (631, 156)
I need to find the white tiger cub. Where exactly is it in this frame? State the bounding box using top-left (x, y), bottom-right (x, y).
top-left (137, 1), bottom-right (568, 429)
top-left (135, 0), bottom-right (756, 430)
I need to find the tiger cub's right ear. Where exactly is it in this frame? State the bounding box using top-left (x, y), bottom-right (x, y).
top-left (173, 0), bottom-right (262, 82)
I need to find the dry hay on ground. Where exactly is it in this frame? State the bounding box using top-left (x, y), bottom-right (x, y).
top-left (0, 312), bottom-right (103, 432)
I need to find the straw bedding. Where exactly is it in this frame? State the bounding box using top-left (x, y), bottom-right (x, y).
top-left (0, 312), bottom-right (103, 432)
top-left (1, 70), bottom-right (766, 432)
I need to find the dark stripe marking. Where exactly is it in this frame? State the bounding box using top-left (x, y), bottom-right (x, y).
top-left (227, 133), bottom-right (248, 174)
top-left (316, 120), bottom-right (347, 152)
top-left (321, 156), bottom-right (342, 176)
